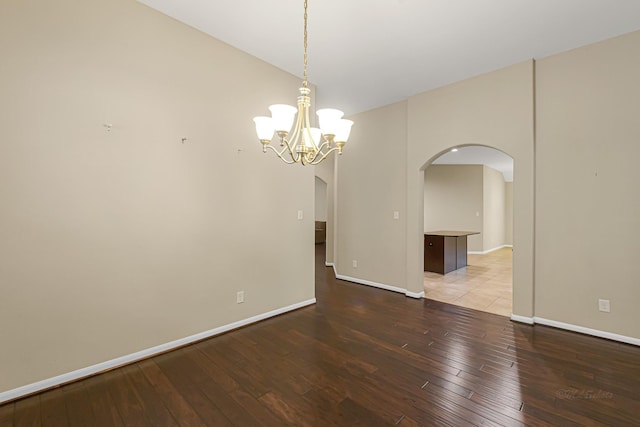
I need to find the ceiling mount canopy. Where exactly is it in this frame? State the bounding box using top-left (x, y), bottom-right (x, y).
top-left (252, 0), bottom-right (353, 166)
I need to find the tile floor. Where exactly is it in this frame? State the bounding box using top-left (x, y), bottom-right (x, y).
top-left (424, 247), bottom-right (513, 316)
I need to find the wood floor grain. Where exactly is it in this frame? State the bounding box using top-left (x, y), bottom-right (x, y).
top-left (3, 244), bottom-right (640, 426)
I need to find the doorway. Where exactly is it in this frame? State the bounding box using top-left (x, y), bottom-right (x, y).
top-left (422, 146), bottom-right (514, 316)
top-left (314, 176), bottom-right (328, 246)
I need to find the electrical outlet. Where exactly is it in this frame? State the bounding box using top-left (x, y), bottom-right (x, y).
top-left (598, 299), bottom-right (610, 313)
top-left (393, 211), bottom-right (400, 220)
top-left (237, 291), bottom-right (245, 304)
top-left (352, 260), bottom-right (358, 268)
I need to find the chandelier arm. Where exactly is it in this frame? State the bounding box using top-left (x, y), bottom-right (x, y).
top-left (308, 146), bottom-right (340, 165)
top-left (281, 135), bottom-right (301, 161)
top-left (303, 139), bottom-right (333, 164)
top-left (264, 143), bottom-right (298, 164)
top-left (302, 101), bottom-right (319, 152)
top-left (275, 130), bottom-right (302, 162)
top-left (315, 139), bottom-right (332, 153)
top-left (287, 110), bottom-right (304, 152)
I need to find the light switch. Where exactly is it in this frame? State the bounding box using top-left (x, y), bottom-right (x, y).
top-left (297, 210), bottom-right (304, 220)
top-left (393, 211), bottom-right (400, 220)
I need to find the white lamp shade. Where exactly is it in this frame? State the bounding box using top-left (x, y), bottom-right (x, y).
top-left (335, 119), bottom-right (354, 142)
top-left (303, 127), bottom-right (322, 147)
top-left (269, 104), bottom-right (297, 133)
top-left (253, 116), bottom-right (275, 140)
top-left (316, 108), bottom-right (344, 136)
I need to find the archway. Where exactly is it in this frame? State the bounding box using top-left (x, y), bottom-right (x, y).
top-left (403, 59), bottom-right (535, 322)
top-left (405, 137), bottom-right (534, 323)
top-left (422, 145), bottom-right (514, 316)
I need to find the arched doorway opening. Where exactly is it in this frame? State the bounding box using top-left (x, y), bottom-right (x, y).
top-left (422, 145), bottom-right (514, 316)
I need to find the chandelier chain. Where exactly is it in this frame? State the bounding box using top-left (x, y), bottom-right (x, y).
top-left (303, 0), bottom-right (308, 88)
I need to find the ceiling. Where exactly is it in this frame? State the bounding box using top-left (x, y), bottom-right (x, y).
top-left (136, 0), bottom-right (640, 116)
top-left (135, 1), bottom-right (639, 177)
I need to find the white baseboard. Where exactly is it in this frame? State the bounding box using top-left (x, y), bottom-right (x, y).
top-left (469, 244), bottom-right (513, 255)
top-left (510, 314), bottom-right (535, 324)
top-left (405, 290), bottom-right (425, 299)
top-left (510, 314), bottom-right (639, 346)
top-left (325, 261), bottom-right (334, 267)
top-left (336, 274), bottom-right (406, 294)
top-left (0, 298), bottom-right (316, 405)
top-left (533, 317), bottom-right (640, 347)
top-left (335, 274), bottom-right (423, 299)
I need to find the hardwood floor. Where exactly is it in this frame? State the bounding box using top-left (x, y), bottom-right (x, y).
top-left (2, 244), bottom-right (640, 426)
top-left (424, 248), bottom-right (513, 316)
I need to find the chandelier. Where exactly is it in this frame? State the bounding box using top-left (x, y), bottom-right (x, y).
top-left (253, 0), bottom-right (353, 165)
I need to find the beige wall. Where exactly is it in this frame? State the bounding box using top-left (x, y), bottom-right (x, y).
top-left (339, 31), bottom-right (640, 340)
top-left (483, 166), bottom-right (507, 251)
top-left (336, 102), bottom-right (408, 289)
top-left (336, 63), bottom-right (534, 308)
top-left (3, 0), bottom-right (639, 399)
top-left (424, 164), bottom-right (509, 253)
top-left (535, 31), bottom-right (640, 337)
top-left (406, 61), bottom-right (535, 316)
top-left (505, 182), bottom-right (514, 245)
top-left (424, 165), bottom-right (484, 251)
top-left (315, 176), bottom-right (328, 221)
top-left (0, 0), bottom-right (315, 394)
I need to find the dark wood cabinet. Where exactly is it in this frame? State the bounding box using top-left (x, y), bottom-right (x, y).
top-left (424, 231), bottom-right (479, 274)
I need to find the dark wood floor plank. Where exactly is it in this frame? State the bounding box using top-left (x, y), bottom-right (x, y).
top-left (82, 372), bottom-right (125, 427)
top-left (39, 388), bottom-right (68, 427)
top-left (0, 402), bottom-right (14, 427)
top-left (120, 364), bottom-right (178, 427)
top-left (149, 350), bottom-right (232, 426)
top-left (397, 416), bottom-right (423, 427)
top-left (168, 346), bottom-right (269, 426)
top-left (183, 373), bottom-right (259, 426)
top-left (187, 346), bottom-right (240, 393)
top-left (521, 402), bottom-right (604, 427)
top-left (61, 381), bottom-right (96, 427)
top-left (3, 243), bottom-right (640, 426)
top-left (420, 384), bottom-right (515, 427)
top-left (257, 390), bottom-right (316, 427)
top-left (337, 397), bottom-right (392, 426)
top-left (197, 344), bottom-right (271, 399)
top-left (104, 369), bottom-right (149, 426)
top-left (299, 388), bottom-right (355, 426)
top-left (137, 359), bottom-right (206, 427)
top-left (12, 398), bottom-right (38, 427)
